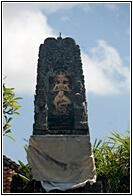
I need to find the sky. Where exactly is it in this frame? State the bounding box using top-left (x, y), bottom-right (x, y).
top-left (2, 2), bottom-right (131, 164)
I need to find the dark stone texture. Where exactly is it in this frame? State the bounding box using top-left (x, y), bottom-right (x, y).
top-left (33, 36), bottom-right (89, 135)
top-left (11, 179), bottom-right (102, 193)
top-left (10, 173), bottom-right (109, 193)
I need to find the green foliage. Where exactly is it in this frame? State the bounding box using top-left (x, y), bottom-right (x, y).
top-left (18, 144), bottom-right (30, 183)
top-left (3, 83), bottom-right (30, 184)
top-left (3, 83), bottom-right (22, 141)
top-left (18, 160), bottom-right (30, 183)
top-left (94, 130), bottom-right (130, 193)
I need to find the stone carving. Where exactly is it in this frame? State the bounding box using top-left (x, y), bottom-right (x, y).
top-left (50, 72), bottom-right (71, 115)
top-left (28, 36), bottom-right (97, 193)
top-left (33, 36), bottom-right (89, 135)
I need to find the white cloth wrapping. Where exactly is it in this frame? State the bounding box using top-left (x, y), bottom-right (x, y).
top-left (41, 180), bottom-right (93, 192)
top-left (27, 135), bottom-right (96, 192)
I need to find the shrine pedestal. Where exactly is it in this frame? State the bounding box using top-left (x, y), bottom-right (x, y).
top-left (27, 135), bottom-right (96, 191)
top-left (27, 36), bottom-right (99, 192)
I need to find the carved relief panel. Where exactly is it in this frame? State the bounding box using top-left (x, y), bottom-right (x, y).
top-left (50, 72), bottom-right (71, 115)
top-left (48, 71), bottom-right (74, 130)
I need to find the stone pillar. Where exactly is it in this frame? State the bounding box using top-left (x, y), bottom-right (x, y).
top-left (27, 36), bottom-right (97, 192)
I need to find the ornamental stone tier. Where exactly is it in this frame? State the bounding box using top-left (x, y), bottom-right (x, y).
top-left (33, 36), bottom-right (89, 135)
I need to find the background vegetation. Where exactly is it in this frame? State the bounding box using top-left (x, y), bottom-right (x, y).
top-left (3, 83), bottom-right (22, 141)
top-left (94, 131), bottom-right (130, 193)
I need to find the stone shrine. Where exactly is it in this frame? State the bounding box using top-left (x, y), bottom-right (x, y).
top-left (27, 35), bottom-right (97, 192)
top-left (33, 36), bottom-right (89, 135)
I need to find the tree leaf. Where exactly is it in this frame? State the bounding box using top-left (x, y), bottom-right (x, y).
top-left (14, 112), bottom-right (20, 115)
top-left (4, 135), bottom-right (15, 142)
top-left (18, 174), bottom-right (30, 182)
top-left (13, 97), bottom-right (23, 101)
top-left (7, 117), bottom-right (13, 123)
top-left (4, 129), bottom-right (11, 135)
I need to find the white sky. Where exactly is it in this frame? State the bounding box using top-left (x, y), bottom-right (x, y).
top-left (3, 2), bottom-right (130, 95)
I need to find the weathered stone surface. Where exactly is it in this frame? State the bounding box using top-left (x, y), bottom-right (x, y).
top-left (27, 135), bottom-right (96, 183)
top-left (27, 36), bottom-right (98, 192)
top-left (33, 36), bottom-right (89, 135)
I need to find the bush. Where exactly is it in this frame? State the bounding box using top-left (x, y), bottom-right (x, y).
top-left (94, 131), bottom-right (130, 193)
